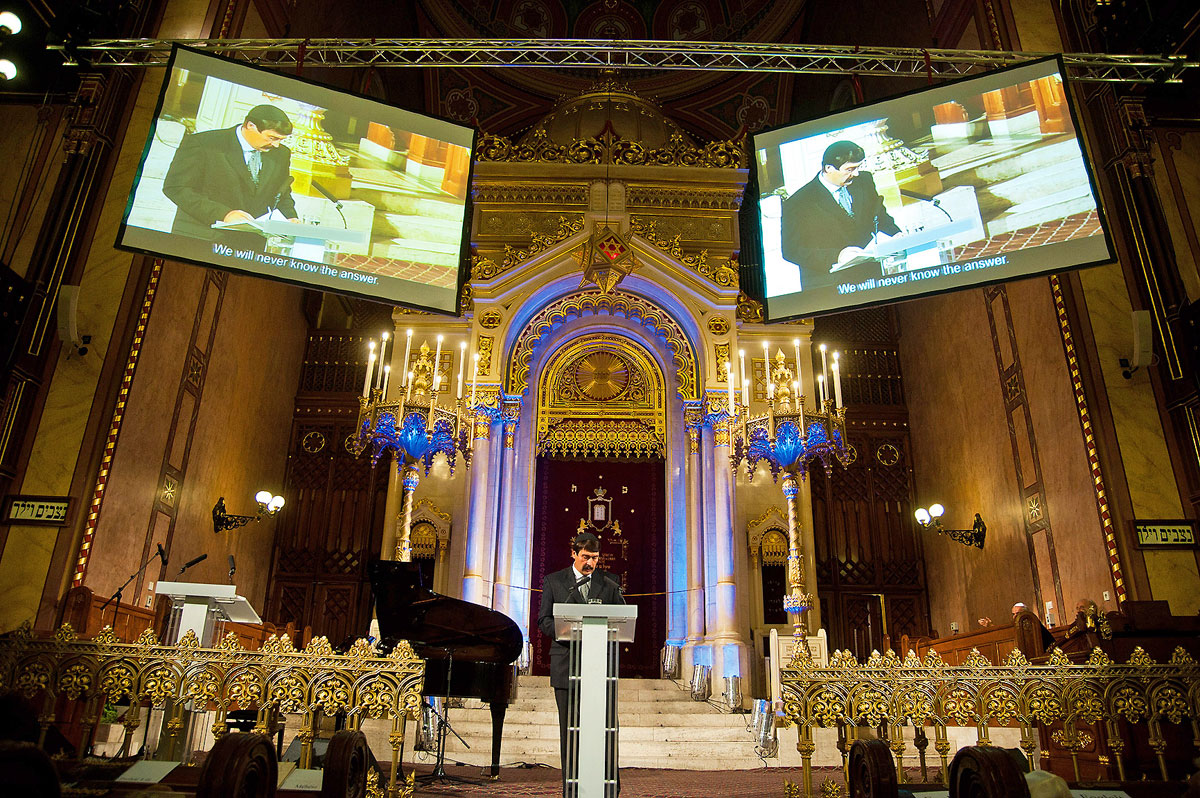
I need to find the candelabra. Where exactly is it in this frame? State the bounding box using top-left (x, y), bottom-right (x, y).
top-left (348, 330), bottom-right (479, 562)
top-left (729, 341), bottom-right (853, 649)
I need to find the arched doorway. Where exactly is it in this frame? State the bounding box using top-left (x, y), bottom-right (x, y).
top-left (527, 334), bottom-right (668, 679)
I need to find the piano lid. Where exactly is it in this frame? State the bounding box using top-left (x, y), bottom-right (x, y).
top-left (368, 560), bottom-right (524, 666)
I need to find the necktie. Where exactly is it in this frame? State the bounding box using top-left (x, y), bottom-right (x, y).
top-left (836, 185), bottom-right (854, 216)
top-left (248, 150), bottom-right (263, 185)
top-left (578, 576), bottom-right (590, 601)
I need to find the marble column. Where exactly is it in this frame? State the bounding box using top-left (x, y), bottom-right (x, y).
top-left (682, 404), bottom-right (705, 669)
top-left (491, 399), bottom-right (521, 617)
top-left (708, 409), bottom-right (747, 681)
top-left (462, 407), bottom-right (497, 606)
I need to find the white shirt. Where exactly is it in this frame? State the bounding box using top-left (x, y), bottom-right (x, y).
top-left (818, 171), bottom-right (844, 199)
top-left (234, 126), bottom-right (258, 166)
top-left (572, 566), bottom-right (588, 583)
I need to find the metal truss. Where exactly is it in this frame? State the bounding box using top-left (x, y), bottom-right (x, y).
top-left (54, 38), bottom-right (1196, 84)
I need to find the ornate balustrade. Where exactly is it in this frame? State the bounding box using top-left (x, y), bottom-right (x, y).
top-left (0, 622), bottom-right (424, 797)
top-left (779, 645), bottom-right (1200, 797)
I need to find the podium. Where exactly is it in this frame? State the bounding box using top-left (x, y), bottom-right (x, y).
top-left (554, 604), bottom-right (637, 798)
top-left (152, 582), bottom-right (261, 760)
top-left (211, 218), bottom-right (370, 264)
top-left (154, 581), bottom-right (260, 646)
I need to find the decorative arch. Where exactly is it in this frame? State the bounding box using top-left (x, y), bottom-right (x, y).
top-left (409, 498), bottom-right (451, 558)
top-left (748, 505), bottom-right (789, 566)
top-left (506, 289), bottom-right (699, 400)
top-left (536, 333), bottom-right (667, 459)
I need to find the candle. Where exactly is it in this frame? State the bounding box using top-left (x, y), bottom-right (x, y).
top-left (457, 342), bottom-right (466, 400)
top-left (739, 349), bottom-right (748, 406)
top-left (832, 352), bottom-right (843, 409)
top-left (433, 335), bottom-right (444, 391)
top-left (819, 343), bottom-right (828, 391)
top-left (726, 361), bottom-right (734, 416)
top-left (401, 329), bottom-right (413, 387)
top-left (470, 353), bottom-right (480, 407)
top-left (377, 333), bottom-right (389, 390)
top-left (818, 374), bottom-right (827, 405)
top-left (381, 365), bottom-right (391, 397)
top-left (362, 340), bottom-right (376, 397)
top-left (762, 341), bottom-right (770, 401)
top-left (406, 373), bottom-right (414, 403)
top-left (793, 338), bottom-right (803, 403)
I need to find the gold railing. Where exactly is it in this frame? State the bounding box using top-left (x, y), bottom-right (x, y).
top-left (0, 622), bottom-right (424, 797)
top-left (779, 646), bottom-right (1200, 797)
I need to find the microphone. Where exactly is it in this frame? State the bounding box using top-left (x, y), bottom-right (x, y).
top-left (178, 553), bottom-right (208, 575)
top-left (228, 555), bottom-right (236, 581)
top-left (899, 188), bottom-right (953, 222)
top-left (311, 179), bottom-right (348, 228)
top-left (156, 543), bottom-right (167, 566)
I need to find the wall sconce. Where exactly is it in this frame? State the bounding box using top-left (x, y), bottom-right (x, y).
top-left (212, 491), bottom-right (284, 533)
top-left (915, 503), bottom-right (986, 549)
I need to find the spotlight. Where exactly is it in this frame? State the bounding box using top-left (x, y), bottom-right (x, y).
top-left (0, 11), bottom-right (21, 36)
top-left (0, 59), bottom-right (14, 81)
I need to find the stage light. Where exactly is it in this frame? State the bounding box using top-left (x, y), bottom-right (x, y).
top-left (0, 11), bottom-right (21, 36)
top-left (0, 59), bottom-right (15, 81)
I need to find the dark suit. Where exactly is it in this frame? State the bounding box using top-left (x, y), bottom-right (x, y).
top-left (780, 171), bottom-right (899, 289)
top-left (537, 566), bottom-right (624, 784)
top-left (162, 126), bottom-right (297, 250)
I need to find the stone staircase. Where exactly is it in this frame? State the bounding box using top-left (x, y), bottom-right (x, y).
top-left (406, 675), bottom-right (768, 771)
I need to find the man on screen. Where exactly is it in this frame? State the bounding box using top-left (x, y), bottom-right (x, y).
top-left (780, 140), bottom-right (899, 288)
top-left (162, 104), bottom-right (299, 249)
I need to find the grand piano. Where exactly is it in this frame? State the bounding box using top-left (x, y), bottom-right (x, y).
top-left (368, 560), bottom-right (523, 778)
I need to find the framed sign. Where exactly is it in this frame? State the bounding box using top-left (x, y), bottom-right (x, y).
top-left (2, 495), bottom-right (74, 526)
top-left (1132, 519), bottom-right (1197, 549)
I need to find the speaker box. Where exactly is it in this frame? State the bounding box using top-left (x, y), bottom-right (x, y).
top-left (57, 284), bottom-right (81, 346)
top-left (1130, 309), bottom-right (1153, 369)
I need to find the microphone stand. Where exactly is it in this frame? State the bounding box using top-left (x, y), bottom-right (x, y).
top-left (416, 646), bottom-right (479, 787)
top-left (98, 551), bottom-right (162, 637)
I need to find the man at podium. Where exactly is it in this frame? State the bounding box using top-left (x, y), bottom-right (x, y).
top-left (780, 140), bottom-right (900, 289)
top-left (537, 532), bottom-right (625, 786)
top-left (163, 104), bottom-right (300, 251)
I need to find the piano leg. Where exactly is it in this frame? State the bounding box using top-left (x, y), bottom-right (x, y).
top-left (489, 700), bottom-right (508, 779)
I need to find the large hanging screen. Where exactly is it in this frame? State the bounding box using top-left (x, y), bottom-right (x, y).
top-left (117, 45), bottom-right (475, 315)
top-left (751, 57), bottom-right (1113, 322)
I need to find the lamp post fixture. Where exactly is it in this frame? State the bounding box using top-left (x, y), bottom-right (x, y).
top-left (915, 504), bottom-right (987, 548)
top-left (349, 332), bottom-right (475, 562)
top-left (730, 344), bottom-right (852, 650)
top-left (212, 491), bottom-right (285, 533)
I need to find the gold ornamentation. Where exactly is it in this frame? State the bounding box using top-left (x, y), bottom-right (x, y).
top-left (708, 316), bottom-right (731, 336)
top-left (471, 216), bottom-right (585, 281)
top-left (0, 626), bottom-right (425, 756)
top-left (476, 335), bottom-right (494, 377)
top-left (875, 443), bottom-right (900, 467)
top-left (479, 310), bottom-right (502, 329)
top-left (540, 419), bottom-right (664, 459)
top-left (301, 431), bottom-right (326, 453)
top-left (54, 623), bottom-right (79, 643)
top-left (736, 292), bottom-right (763, 323)
top-left (576, 225), bottom-right (641, 294)
top-left (477, 128), bottom-right (745, 169)
top-left (629, 217), bottom-right (738, 287)
top-left (778, 644), bottom-right (1200, 796)
top-left (572, 351), bottom-right (631, 401)
top-left (508, 289), bottom-right (698, 400)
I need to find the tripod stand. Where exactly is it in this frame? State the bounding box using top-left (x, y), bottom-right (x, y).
top-left (98, 549), bottom-right (163, 634)
top-left (416, 650), bottom-right (479, 787)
